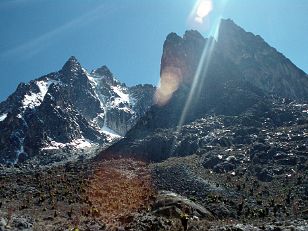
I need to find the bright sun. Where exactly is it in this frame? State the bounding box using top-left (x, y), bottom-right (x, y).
top-left (195, 0), bottom-right (213, 23)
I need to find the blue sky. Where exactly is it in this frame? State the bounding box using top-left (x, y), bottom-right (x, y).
top-left (0, 0), bottom-right (307, 101)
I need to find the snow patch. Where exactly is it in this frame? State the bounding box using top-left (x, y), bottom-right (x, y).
top-left (87, 75), bottom-right (98, 86)
top-left (42, 138), bottom-right (93, 150)
top-left (72, 138), bottom-right (92, 149)
top-left (111, 85), bottom-right (130, 103)
top-left (0, 113), bottom-right (7, 122)
top-left (10, 131), bottom-right (26, 164)
top-left (87, 71), bottom-right (138, 137)
top-left (85, 69), bottom-right (99, 86)
top-left (110, 85), bottom-right (134, 112)
top-left (101, 126), bottom-right (121, 137)
top-left (22, 79), bottom-right (59, 109)
top-left (294, 104), bottom-right (307, 107)
top-left (87, 71), bottom-right (135, 113)
top-left (86, 73), bottom-right (107, 107)
top-left (22, 91), bottom-right (42, 109)
top-left (91, 111), bottom-right (122, 142)
top-left (15, 140), bottom-right (25, 164)
top-left (101, 126), bottom-right (122, 142)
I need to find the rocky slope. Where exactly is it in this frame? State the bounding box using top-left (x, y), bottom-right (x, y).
top-left (98, 19), bottom-right (308, 161)
top-left (91, 20), bottom-right (308, 229)
top-left (0, 57), bottom-right (155, 165)
top-left (0, 136), bottom-right (307, 230)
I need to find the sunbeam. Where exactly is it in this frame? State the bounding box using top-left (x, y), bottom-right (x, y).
top-left (178, 20), bottom-right (220, 127)
top-left (169, 19), bottom-right (221, 156)
top-left (169, 0), bottom-right (230, 156)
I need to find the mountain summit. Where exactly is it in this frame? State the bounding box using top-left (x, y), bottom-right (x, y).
top-left (0, 57), bottom-right (155, 165)
top-left (98, 18), bottom-right (308, 161)
top-left (160, 19), bottom-right (308, 100)
top-left (217, 19), bottom-right (308, 99)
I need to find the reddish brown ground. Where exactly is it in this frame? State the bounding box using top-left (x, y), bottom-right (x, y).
top-left (86, 159), bottom-right (155, 225)
top-left (0, 159), bottom-right (156, 229)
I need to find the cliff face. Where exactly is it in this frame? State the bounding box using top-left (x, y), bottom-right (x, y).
top-left (141, 19), bottom-right (308, 130)
top-left (98, 19), bottom-right (308, 161)
top-left (160, 19), bottom-right (308, 101)
top-left (160, 31), bottom-right (206, 84)
top-left (217, 19), bottom-right (308, 100)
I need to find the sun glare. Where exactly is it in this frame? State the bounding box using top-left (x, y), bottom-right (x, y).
top-left (195, 0), bottom-right (213, 23)
top-left (154, 66), bottom-right (183, 106)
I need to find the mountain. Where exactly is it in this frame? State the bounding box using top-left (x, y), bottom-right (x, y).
top-left (0, 19), bottom-right (307, 230)
top-left (97, 19), bottom-right (308, 161)
top-left (90, 19), bottom-right (307, 228)
top-left (217, 19), bottom-right (308, 100)
top-left (0, 57), bottom-right (155, 165)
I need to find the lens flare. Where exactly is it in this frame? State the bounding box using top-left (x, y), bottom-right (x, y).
top-left (154, 66), bottom-right (183, 106)
top-left (195, 0), bottom-right (213, 23)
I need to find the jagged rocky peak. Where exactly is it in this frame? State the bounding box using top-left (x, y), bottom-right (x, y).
top-left (217, 18), bottom-right (271, 64)
top-left (92, 65), bottom-right (113, 77)
top-left (219, 18), bottom-right (243, 32)
top-left (161, 19), bottom-right (308, 100)
top-left (183, 29), bottom-right (204, 41)
top-left (91, 65), bottom-right (119, 86)
top-left (59, 56), bottom-right (91, 86)
top-left (164, 30), bottom-right (204, 44)
top-left (161, 30), bottom-right (206, 84)
top-left (217, 18), bottom-right (308, 100)
top-left (98, 19), bottom-right (308, 162)
top-left (164, 32), bottom-right (182, 44)
top-left (0, 55), bottom-right (155, 165)
top-left (219, 18), bottom-right (266, 44)
top-left (61, 56), bottom-right (82, 74)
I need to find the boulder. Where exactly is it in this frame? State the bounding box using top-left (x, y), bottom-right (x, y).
top-left (256, 169), bottom-right (273, 182)
top-left (152, 191), bottom-right (214, 220)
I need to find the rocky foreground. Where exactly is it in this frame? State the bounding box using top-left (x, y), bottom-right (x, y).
top-left (0, 109), bottom-right (308, 231)
top-left (0, 156), bottom-right (307, 231)
top-left (0, 101), bottom-right (307, 231)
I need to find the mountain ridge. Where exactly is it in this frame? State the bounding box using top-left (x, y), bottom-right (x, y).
top-left (97, 18), bottom-right (308, 161)
top-left (0, 18), bottom-right (307, 230)
top-left (217, 19), bottom-right (308, 100)
top-left (0, 57), bottom-right (155, 165)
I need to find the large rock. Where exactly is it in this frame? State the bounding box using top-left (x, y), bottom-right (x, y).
top-left (152, 191), bottom-right (214, 220)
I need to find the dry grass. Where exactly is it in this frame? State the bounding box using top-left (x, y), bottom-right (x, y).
top-left (0, 158), bottom-right (156, 229)
top-left (86, 159), bottom-right (156, 225)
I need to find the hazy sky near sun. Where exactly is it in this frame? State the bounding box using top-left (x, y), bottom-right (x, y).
top-left (0, 0), bottom-right (307, 101)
